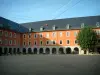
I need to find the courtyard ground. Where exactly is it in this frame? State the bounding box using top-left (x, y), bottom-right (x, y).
top-left (0, 55), bottom-right (100, 75)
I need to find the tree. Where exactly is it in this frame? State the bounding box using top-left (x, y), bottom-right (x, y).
top-left (77, 26), bottom-right (98, 53)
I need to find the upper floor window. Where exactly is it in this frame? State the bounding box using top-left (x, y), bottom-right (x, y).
top-left (0, 39), bottom-right (2, 44)
top-left (23, 41), bottom-right (26, 46)
top-left (14, 33), bottom-right (16, 38)
top-left (23, 34), bottom-right (26, 38)
top-left (60, 40), bottom-right (62, 44)
top-left (34, 34), bottom-right (37, 38)
top-left (5, 39), bottom-right (8, 45)
top-left (40, 33), bottom-right (42, 38)
top-left (52, 32), bottom-right (56, 37)
top-left (74, 31), bottom-right (78, 37)
top-left (46, 40), bottom-right (49, 45)
top-left (53, 40), bottom-right (56, 45)
top-left (28, 41), bottom-right (31, 46)
top-left (14, 40), bottom-right (16, 45)
top-left (0, 30), bottom-right (3, 36)
top-left (96, 30), bottom-right (100, 35)
top-left (75, 40), bottom-right (78, 44)
top-left (5, 31), bottom-right (8, 37)
top-left (66, 31), bottom-right (70, 37)
top-left (67, 40), bottom-right (70, 44)
top-left (46, 33), bottom-right (49, 38)
top-left (40, 40), bottom-right (43, 45)
top-left (34, 40), bottom-right (37, 45)
top-left (60, 32), bottom-right (62, 37)
top-left (9, 32), bottom-right (12, 37)
top-left (9, 40), bottom-right (12, 45)
top-left (28, 34), bottom-right (31, 38)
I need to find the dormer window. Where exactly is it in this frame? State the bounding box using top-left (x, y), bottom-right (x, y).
top-left (66, 24), bottom-right (71, 29)
top-left (96, 22), bottom-right (100, 27)
top-left (52, 25), bottom-right (56, 30)
top-left (40, 26), bottom-right (44, 31)
top-left (81, 23), bottom-right (84, 28)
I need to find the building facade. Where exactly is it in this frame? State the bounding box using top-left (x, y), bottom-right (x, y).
top-left (0, 16), bottom-right (100, 55)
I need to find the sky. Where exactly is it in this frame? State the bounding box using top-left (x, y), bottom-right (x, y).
top-left (0, 0), bottom-right (100, 23)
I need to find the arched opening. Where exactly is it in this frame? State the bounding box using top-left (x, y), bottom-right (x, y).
top-left (66, 47), bottom-right (71, 54)
top-left (45, 48), bottom-right (50, 54)
top-left (13, 48), bottom-right (16, 54)
top-left (17, 48), bottom-right (20, 54)
top-left (59, 48), bottom-right (64, 54)
top-left (39, 48), bottom-right (43, 54)
top-left (0, 47), bottom-right (2, 56)
top-left (74, 47), bottom-right (79, 54)
top-left (34, 48), bottom-right (37, 54)
top-left (97, 47), bottom-right (100, 54)
top-left (84, 50), bottom-right (87, 54)
top-left (23, 48), bottom-right (26, 54)
top-left (28, 48), bottom-right (32, 54)
top-left (52, 48), bottom-right (56, 54)
top-left (9, 48), bottom-right (12, 54)
top-left (4, 48), bottom-right (8, 55)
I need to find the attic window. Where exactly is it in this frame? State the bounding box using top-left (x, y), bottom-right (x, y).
top-left (81, 23), bottom-right (84, 28)
top-left (96, 22), bottom-right (100, 27)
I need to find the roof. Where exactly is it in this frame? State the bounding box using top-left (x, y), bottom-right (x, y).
top-left (21, 15), bottom-right (100, 32)
top-left (0, 17), bottom-right (29, 33)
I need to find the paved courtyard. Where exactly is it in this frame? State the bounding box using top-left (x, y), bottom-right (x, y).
top-left (0, 55), bottom-right (100, 75)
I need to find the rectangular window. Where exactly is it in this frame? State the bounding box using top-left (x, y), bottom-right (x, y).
top-left (40, 33), bottom-right (42, 38)
top-left (46, 40), bottom-right (49, 45)
top-left (23, 34), bottom-right (26, 38)
top-left (14, 33), bottom-right (16, 38)
top-left (29, 41), bottom-right (31, 46)
top-left (0, 30), bottom-right (3, 36)
top-left (34, 41), bottom-right (37, 45)
top-left (40, 41), bottom-right (43, 45)
top-left (34, 34), bottom-right (37, 38)
top-left (74, 31), bottom-right (77, 37)
top-left (5, 31), bottom-right (8, 37)
top-left (9, 40), bottom-right (12, 45)
top-left (0, 39), bottom-right (2, 44)
top-left (60, 40), bottom-right (62, 44)
top-left (9, 32), bottom-right (12, 37)
top-left (52, 32), bottom-right (56, 37)
top-left (60, 32), bottom-right (62, 37)
top-left (46, 33), bottom-right (49, 38)
top-left (23, 42), bottom-right (26, 46)
top-left (67, 40), bottom-right (70, 44)
top-left (53, 40), bottom-right (56, 45)
top-left (29, 34), bottom-right (31, 38)
top-left (14, 40), bottom-right (16, 45)
top-left (75, 40), bottom-right (78, 44)
top-left (66, 31), bottom-right (70, 37)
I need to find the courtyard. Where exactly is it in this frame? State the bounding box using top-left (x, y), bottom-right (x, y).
top-left (0, 55), bottom-right (100, 75)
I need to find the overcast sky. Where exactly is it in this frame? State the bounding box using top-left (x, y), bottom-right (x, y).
top-left (0, 0), bottom-right (100, 23)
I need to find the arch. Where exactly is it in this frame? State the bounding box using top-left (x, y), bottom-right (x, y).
top-left (39, 48), bottom-right (43, 54)
top-left (4, 47), bottom-right (8, 55)
top-left (13, 48), bottom-right (16, 54)
top-left (66, 47), bottom-right (71, 54)
top-left (52, 48), bottom-right (56, 54)
top-left (17, 48), bottom-right (20, 54)
top-left (73, 47), bottom-right (79, 54)
top-left (28, 48), bottom-right (32, 54)
top-left (45, 48), bottom-right (50, 54)
top-left (23, 48), bottom-right (26, 54)
top-left (97, 47), bottom-right (100, 54)
top-left (9, 48), bottom-right (12, 54)
top-left (34, 48), bottom-right (37, 54)
top-left (59, 47), bottom-right (64, 54)
top-left (0, 47), bottom-right (2, 56)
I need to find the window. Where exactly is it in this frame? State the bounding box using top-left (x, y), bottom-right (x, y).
top-left (14, 33), bottom-right (16, 38)
top-left (67, 40), bottom-right (70, 44)
top-left (5, 31), bottom-right (8, 37)
top-left (53, 40), bottom-right (56, 45)
top-left (66, 31), bottom-right (70, 37)
top-left (52, 32), bottom-right (56, 37)
top-left (75, 40), bottom-right (78, 44)
top-left (28, 41), bottom-right (31, 46)
top-left (0, 39), bottom-right (2, 44)
top-left (23, 42), bottom-right (26, 46)
top-left (5, 39), bottom-right (8, 45)
top-left (28, 34), bottom-right (31, 38)
top-left (40, 41), bottom-right (43, 45)
top-left (60, 32), bottom-right (62, 37)
top-left (9, 40), bottom-right (12, 45)
top-left (60, 40), bottom-right (62, 44)
top-left (46, 33), bottom-right (49, 38)
top-left (9, 32), bottom-right (12, 37)
top-left (46, 40), bottom-right (49, 45)
top-left (23, 34), bottom-right (26, 38)
top-left (0, 30), bottom-right (3, 36)
top-left (74, 31), bottom-right (77, 37)
top-left (40, 33), bottom-right (42, 38)
top-left (34, 34), bottom-right (37, 38)
top-left (34, 40), bottom-right (37, 45)
top-left (14, 40), bottom-right (16, 45)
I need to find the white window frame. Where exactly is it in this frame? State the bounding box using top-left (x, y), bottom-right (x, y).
top-left (46, 33), bottom-right (49, 38)
top-left (66, 31), bottom-right (70, 37)
top-left (66, 40), bottom-right (70, 45)
top-left (39, 33), bottom-right (42, 38)
top-left (74, 31), bottom-right (78, 37)
top-left (60, 32), bottom-right (62, 37)
top-left (40, 40), bottom-right (43, 45)
top-left (46, 40), bottom-right (49, 45)
top-left (59, 40), bottom-right (62, 45)
top-left (52, 32), bottom-right (56, 37)
top-left (74, 40), bottom-right (78, 44)
top-left (9, 40), bottom-right (12, 45)
top-left (34, 40), bottom-right (37, 45)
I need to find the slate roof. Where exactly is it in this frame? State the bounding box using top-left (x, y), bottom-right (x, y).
top-left (0, 17), bottom-right (29, 33)
top-left (21, 15), bottom-right (100, 32)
